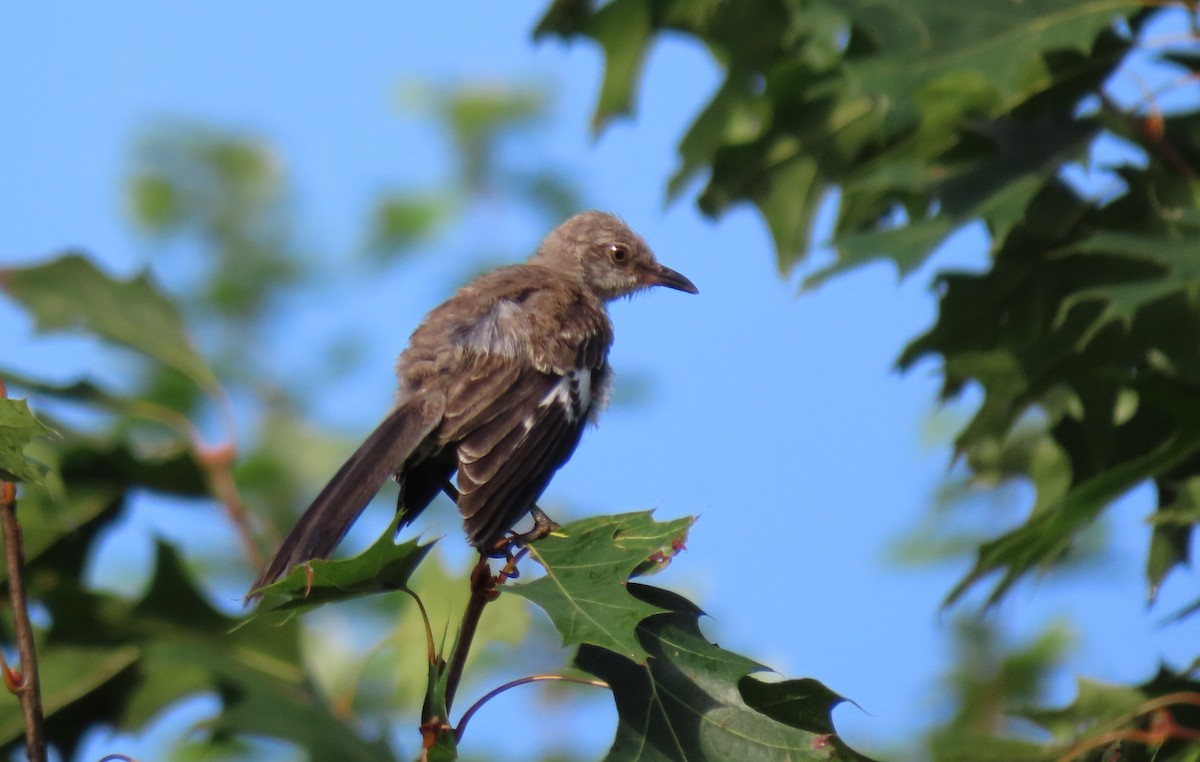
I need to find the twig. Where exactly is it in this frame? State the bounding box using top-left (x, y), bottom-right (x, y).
top-left (0, 377), bottom-right (45, 762)
top-left (443, 553), bottom-right (495, 714)
top-left (1053, 691), bottom-right (1200, 762)
top-left (193, 441), bottom-right (262, 568)
top-left (435, 483), bottom-right (542, 725)
top-left (455, 674), bottom-right (609, 743)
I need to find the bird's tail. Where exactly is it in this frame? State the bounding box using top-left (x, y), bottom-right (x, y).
top-left (248, 394), bottom-right (444, 597)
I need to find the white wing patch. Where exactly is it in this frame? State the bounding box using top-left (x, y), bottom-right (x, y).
top-left (536, 368), bottom-right (592, 425)
top-left (465, 299), bottom-right (530, 358)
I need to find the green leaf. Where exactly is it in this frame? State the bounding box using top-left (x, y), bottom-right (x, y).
top-left (586, 0), bottom-right (653, 130)
top-left (137, 544), bottom-right (396, 760)
top-left (364, 193), bottom-right (447, 262)
top-left (0, 487), bottom-right (117, 586)
top-left (1055, 231), bottom-right (1200, 346)
top-left (0, 398), bottom-right (55, 485)
top-left (127, 122), bottom-right (301, 320)
top-left (667, 73), bottom-right (769, 203)
top-left (129, 172), bottom-right (181, 228)
top-left (738, 677), bottom-right (847, 737)
top-left (758, 155), bottom-right (824, 273)
top-left (3, 253), bottom-right (219, 394)
top-left (0, 371), bottom-right (197, 439)
top-left (543, 0), bottom-right (1134, 275)
top-left (105, 542), bottom-right (394, 760)
top-left (505, 511), bottom-right (693, 662)
top-left (843, 1), bottom-right (1136, 115)
top-left (997, 668), bottom-right (1200, 759)
top-left (1021, 678), bottom-right (1147, 745)
top-left (576, 585), bottom-right (875, 761)
top-left (807, 216), bottom-right (956, 289)
top-left (247, 529), bottom-right (435, 620)
top-left (949, 381), bottom-right (1200, 607)
top-left (534, 0), bottom-right (593, 39)
top-left (0, 644), bottom-right (141, 747)
top-left (1146, 476), bottom-right (1200, 601)
top-left (0, 422), bottom-right (209, 586)
top-left (0, 538), bottom-right (389, 760)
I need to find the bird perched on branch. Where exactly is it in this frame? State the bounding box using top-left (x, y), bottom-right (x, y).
top-left (250, 211), bottom-right (697, 593)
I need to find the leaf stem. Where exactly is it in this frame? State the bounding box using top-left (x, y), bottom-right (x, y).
top-left (455, 674), bottom-right (609, 743)
top-left (0, 377), bottom-right (45, 762)
top-left (193, 439), bottom-right (262, 568)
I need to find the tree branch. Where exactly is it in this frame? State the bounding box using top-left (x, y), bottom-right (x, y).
top-left (443, 553), bottom-right (495, 715)
top-left (0, 377), bottom-right (45, 762)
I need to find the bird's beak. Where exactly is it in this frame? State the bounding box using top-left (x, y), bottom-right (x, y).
top-left (644, 263), bottom-right (698, 294)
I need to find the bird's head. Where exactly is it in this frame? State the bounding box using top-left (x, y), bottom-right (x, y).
top-left (534, 211), bottom-right (698, 302)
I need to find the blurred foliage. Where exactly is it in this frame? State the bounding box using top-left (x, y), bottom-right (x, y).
top-left (537, 0), bottom-right (1200, 599)
top-left (128, 123), bottom-right (301, 323)
top-left (925, 618), bottom-right (1073, 761)
top-left (541, 0), bottom-right (1200, 758)
top-left (365, 81), bottom-right (582, 266)
top-left (0, 399), bottom-right (54, 486)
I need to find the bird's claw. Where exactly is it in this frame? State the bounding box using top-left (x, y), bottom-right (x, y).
top-left (488, 506), bottom-right (560, 557)
top-left (486, 507), bottom-right (561, 581)
top-left (526, 506), bottom-right (562, 540)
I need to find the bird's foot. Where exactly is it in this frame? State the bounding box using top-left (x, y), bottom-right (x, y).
top-left (495, 546), bottom-right (529, 582)
top-left (488, 507), bottom-right (560, 557)
top-left (486, 508), bottom-right (562, 580)
top-left (526, 506), bottom-right (562, 541)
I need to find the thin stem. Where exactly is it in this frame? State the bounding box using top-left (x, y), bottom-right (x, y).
top-left (455, 675), bottom-right (610, 743)
top-left (402, 587), bottom-right (437, 667)
top-left (1053, 691), bottom-right (1200, 762)
top-left (443, 553), bottom-right (493, 714)
top-left (0, 377), bottom-right (45, 762)
top-left (194, 440), bottom-right (262, 568)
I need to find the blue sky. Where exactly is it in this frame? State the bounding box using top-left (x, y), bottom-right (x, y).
top-left (5, 3), bottom-right (1200, 760)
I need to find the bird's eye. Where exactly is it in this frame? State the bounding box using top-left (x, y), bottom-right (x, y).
top-left (609, 244), bottom-right (629, 264)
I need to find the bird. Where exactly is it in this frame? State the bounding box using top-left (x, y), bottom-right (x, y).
top-left (249, 211), bottom-right (697, 593)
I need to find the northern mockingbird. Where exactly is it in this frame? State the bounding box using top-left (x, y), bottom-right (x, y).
top-left (251, 211), bottom-right (696, 591)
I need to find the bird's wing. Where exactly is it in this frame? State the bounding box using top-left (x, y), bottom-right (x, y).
top-left (249, 391), bottom-right (445, 594)
top-left (399, 283), bottom-right (613, 548)
top-left (390, 355), bottom-right (529, 528)
top-left (448, 362), bottom-right (595, 547)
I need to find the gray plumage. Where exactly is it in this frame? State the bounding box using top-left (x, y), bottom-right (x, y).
top-left (250, 211), bottom-right (697, 593)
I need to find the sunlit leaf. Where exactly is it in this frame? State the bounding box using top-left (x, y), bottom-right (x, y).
top-left (506, 511), bottom-right (692, 662)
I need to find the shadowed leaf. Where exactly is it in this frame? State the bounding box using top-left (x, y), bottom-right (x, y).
top-left (576, 585), bottom-right (875, 761)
